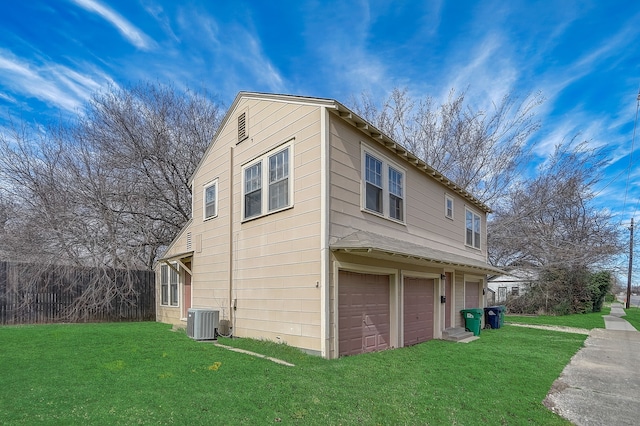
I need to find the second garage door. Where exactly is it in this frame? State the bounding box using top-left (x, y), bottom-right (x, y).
top-left (338, 271), bottom-right (390, 356)
top-left (403, 277), bottom-right (435, 346)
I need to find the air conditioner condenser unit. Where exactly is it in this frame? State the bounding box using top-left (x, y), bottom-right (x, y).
top-left (187, 308), bottom-right (219, 340)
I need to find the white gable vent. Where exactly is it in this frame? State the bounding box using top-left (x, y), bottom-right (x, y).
top-left (238, 111), bottom-right (247, 142)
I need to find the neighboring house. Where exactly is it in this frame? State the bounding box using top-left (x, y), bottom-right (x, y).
top-left (156, 92), bottom-right (503, 358)
top-left (488, 270), bottom-right (536, 303)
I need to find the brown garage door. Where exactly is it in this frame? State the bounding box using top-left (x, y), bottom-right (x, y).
top-left (338, 271), bottom-right (390, 356)
top-left (465, 281), bottom-right (480, 308)
top-left (403, 277), bottom-right (435, 346)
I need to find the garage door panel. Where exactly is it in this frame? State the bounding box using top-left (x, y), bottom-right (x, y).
top-left (404, 277), bottom-right (435, 346)
top-left (339, 271), bottom-right (391, 356)
top-left (465, 281), bottom-right (480, 308)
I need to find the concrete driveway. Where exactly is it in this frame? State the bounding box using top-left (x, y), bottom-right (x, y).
top-left (543, 304), bottom-right (640, 425)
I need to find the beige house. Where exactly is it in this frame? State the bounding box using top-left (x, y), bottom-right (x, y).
top-left (156, 92), bottom-right (502, 358)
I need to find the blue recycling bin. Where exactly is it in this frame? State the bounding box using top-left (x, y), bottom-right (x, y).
top-left (484, 306), bottom-right (501, 329)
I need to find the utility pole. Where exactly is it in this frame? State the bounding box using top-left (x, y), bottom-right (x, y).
top-left (627, 218), bottom-right (634, 309)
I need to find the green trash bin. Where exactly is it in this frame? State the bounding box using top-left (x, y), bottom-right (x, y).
top-left (498, 305), bottom-right (506, 327)
top-left (460, 308), bottom-right (483, 336)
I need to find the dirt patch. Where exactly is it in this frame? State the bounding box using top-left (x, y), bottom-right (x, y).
top-left (507, 323), bottom-right (590, 335)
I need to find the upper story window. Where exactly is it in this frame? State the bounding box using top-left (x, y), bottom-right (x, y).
top-left (388, 166), bottom-right (404, 221)
top-left (362, 147), bottom-right (405, 222)
top-left (242, 143), bottom-right (293, 220)
top-left (465, 208), bottom-right (481, 249)
top-left (445, 194), bottom-right (454, 219)
top-left (365, 154), bottom-right (383, 213)
top-left (203, 179), bottom-right (218, 220)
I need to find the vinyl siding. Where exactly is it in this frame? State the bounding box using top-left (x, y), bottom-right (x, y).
top-left (202, 98), bottom-right (323, 353)
top-left (327, 114), bottom-right (487, 262)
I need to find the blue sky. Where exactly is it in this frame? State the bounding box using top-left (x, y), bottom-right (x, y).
top-left (1, 1), bottom-right (639, 274)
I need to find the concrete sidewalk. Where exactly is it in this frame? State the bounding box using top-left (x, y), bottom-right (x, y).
top-left (603, 303), bottom-right (638, 331)
top-left (544, 304), bottom-right (640, 425)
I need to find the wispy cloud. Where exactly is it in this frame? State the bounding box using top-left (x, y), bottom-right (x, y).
top-left (70, 0), bottom-right (156, 50)
top-left (0, 49), bottom-right (106, 114)
top-left (0, 92), bottom-right (17, 104)
top-left (168, 8), bottom-right (286, 95)
top-left (440, 33), bottom-right (519, 110)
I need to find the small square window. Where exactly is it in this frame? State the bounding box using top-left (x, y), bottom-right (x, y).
top-left (445, 194), bottom-right (454, 219)
top-left (204, 180), bottom-right (218, 220)
top-left (465, 209), bottom-right (481, 249)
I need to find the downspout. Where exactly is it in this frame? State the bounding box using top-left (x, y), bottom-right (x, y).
top-left (320, 106), bottom-right (330, 358)
top-left (228, 146), bottom-right (235, 331)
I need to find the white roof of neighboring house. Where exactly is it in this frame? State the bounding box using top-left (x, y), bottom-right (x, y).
top-left (488, 269), bottom-right (537, 284)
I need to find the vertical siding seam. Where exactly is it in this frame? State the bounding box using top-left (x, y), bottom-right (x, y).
top-left (320, 106), bottom-right (329, 357)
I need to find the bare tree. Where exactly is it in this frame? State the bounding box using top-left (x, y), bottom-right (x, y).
top-left (0, 82), bottom-right (222, 320)
top-left (488, 140), bottom-right (622, 313)
top-left (488, 140), bottom-right (621, 268)
top-left (350, 87), bottom-right (544, 205)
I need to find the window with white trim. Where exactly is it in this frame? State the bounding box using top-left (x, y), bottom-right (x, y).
top-left (388, 166), bottom-right (404, 221)
top-left (160, 264), bottom-right (168, 305)
top-left (170, 265), bottom-right (179, 306)
top-left (445, 194), bottom-right (454, 219)
top-left (362, 148), bottom-right (405, 222)
top-left (242, 143), bottom-right (292, 220)
top-left (160, 263), bottom-right (179, 307)
top-left (365, 153), bottom-right (383, 213)
top-left (465, 208), bottom-right (481, 249)
top-left (203, 179), bottom-right (218, 220)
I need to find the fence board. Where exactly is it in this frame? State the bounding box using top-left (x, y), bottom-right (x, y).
top-left (0, 261), bottom-right (155, 324)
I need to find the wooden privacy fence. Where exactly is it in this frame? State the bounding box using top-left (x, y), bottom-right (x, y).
top-left (0, 261), bottom-right (155, 324)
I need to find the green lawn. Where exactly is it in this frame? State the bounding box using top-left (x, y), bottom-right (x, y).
top-left (0, 322), bottom-right (584, 425)
top-left (506, 306), bottom-right (611, 329)
top-left (623, 307), bottom-right (640, 330)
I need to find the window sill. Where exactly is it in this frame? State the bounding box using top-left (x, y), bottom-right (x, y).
top-left (242, 204), bottom-right (294, 223)
top-left (362, 208), bottom-right (406, 226)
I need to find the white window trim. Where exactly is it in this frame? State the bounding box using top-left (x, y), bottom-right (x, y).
top-left (360, 144), bottom-right (406, 224)
top-left (160, 264), bottom-right (168, 306)
top-left (241, 141), bottom-right (294, 222)
top-left (203, 178), bottom-right (218, 221)
top-left (445, 193), bottom-right (454, 220)
top-left (465, 207), bottom-right (482, 250)
top-left (160, 262), bottom-right (180, 307)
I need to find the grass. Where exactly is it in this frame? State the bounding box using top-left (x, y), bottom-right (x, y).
top-left (623, 307), bottom-right (640, 330)
top-left (0, 322), bottom-right (585, 425)
top-left (506, 306), bottom-right (611, 329)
